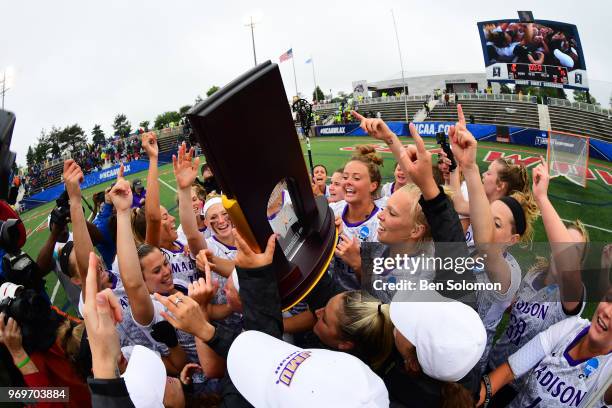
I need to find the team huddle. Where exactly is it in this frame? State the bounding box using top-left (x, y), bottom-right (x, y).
top-left (483, 21), bottom-right (583, 69)
top-left (0, 105), bottom-right (610, 407)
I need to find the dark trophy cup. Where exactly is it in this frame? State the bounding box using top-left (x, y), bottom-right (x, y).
top-left (187, 61), bottom-right (337, 310)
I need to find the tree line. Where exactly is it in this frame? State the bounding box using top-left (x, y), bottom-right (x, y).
top-left (25, 86), bottom-right (222, 168)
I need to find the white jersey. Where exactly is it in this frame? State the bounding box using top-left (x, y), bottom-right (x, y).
top-left (475, 251), bottom-right (522, 374)
top-left (508, 317), bottom-right (611, 408)
top-left (459, 181), bottom-right (469, 220)
top-left (380, 182), bottom-right (396, 198)
top-left (78, 273), bottom-right (170, 358)
top-left (329, 200), bottom-right (381, 243)
top-left (328, 201), bottom-right (381, 290)
top-left (133, 294), bottom-right (199, 363)
top-left (489, 268), bottom-right (586, 384)
top-left (374, 195), bottom-right (388, 209)
top-left (176, 224), bottom-right (212, 246)
top-left (160, 242), bottom-right (198, 285)
top-left (464, 224), bottom-right (475, 249)
top-left (206, 236), bottom-right (237, 260)
top-left (205, 236), bottom-right (243, 332)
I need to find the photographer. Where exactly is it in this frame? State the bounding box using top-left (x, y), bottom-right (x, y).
top-left (88, 190), bottom-right (106, 222)
top-left (0, 283), bottom-right (92, 407)
top-left (36, 185), bottom-right (106, 313)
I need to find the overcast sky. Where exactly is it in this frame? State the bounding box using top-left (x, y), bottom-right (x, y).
top-left (2, 0), bottom-right (611, 165)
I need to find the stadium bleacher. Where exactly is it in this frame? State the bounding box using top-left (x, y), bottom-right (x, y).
top-left (314, 94), bottom-right (612, 143)
top-left (428, 98), bottom-right (540, 129)
top-left (548, 104), bottom-right (612, 141)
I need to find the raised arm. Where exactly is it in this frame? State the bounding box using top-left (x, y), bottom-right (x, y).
top-left (532, 159), bottom-right (582, 312)
top-left (174, 142), bottom-right (206, 255)
top-left (36, 223), bottom-right (64, 278)
top-left (64, 160), bottom-right (96, 301)
top-left (351, 110), bottom-right (438, 199)
top-left (110, 175), bottom-right (154, 326)
top-left (351, 111), bottom-right (410, 178)
top-left (142, 132), bottom-right (161, 247)
top-left (449, 166), bottom-right (470, 216)
top-left (450, 105), bottom-right (511, 292)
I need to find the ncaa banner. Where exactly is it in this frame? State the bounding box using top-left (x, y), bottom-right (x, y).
top-left (22, 160), bottom-right (150, 209)
top-left (314, 121), bottom-right (612, 161)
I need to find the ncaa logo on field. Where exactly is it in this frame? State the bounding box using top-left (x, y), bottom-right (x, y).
top-left (358, 226), bottom-right (370, 241)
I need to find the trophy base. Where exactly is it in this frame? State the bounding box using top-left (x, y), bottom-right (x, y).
top-left (277, 196), bottom-right (337, 311)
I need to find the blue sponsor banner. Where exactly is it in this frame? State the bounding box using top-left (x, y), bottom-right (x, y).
top-left (315, 122), bottom-right (611, 161)
top-left (21, 160), bottom-right (150, 210)
top-left (590, 138), bottom-right (612, 161)
top-left (317, 122), bottom-right (497, 139)
top-left (315, 123), bottom-right (361, 136)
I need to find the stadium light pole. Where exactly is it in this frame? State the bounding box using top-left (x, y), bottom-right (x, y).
top-left (244, 13), bottom-right (263, 67)
top-left (391, 9), bottom-right (409, 123)
top-left (1, 70), bottom-right (10, 110)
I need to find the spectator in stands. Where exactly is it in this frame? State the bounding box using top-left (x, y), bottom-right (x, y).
top-left (423, 101), bottom-right (430, 118)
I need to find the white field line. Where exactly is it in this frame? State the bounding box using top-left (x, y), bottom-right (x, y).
top-left (50, 280), bottom-right (61, 304)
top-left (26, 218), bottom-right (49, 239)
top-left (560, 218), bottom-right (612, 234)
top-left (158, 178), bottom-right (177, 193)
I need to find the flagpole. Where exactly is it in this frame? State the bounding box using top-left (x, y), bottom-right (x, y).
top-left (291, 48), bottom-right (299, 98)
top-left (310, 57), bottom-right (319, 103)
top-left (391, 9), bottom-right (409, 123)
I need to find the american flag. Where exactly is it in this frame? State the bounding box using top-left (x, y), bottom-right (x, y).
top-left (279, 48), bottom-right (293, 63)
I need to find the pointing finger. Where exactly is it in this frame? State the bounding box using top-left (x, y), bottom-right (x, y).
top-left (457, 104), bottom-right (466, 126)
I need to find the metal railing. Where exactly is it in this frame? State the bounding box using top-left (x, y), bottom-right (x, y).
top-left (313, 92), bottom-right (542, 111)
top-left (457, 92), bottom-right (538, 104)
top-left (313, 94), bottom-right (430, 111)
top-left (547, 97), bottom-right (612, 117)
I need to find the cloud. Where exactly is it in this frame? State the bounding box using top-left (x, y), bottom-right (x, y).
top-left (2, 0), bottom-right (610, 165)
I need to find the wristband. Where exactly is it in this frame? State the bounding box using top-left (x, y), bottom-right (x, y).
top-left (16, 355), bottom-right (31, 369)
top-left (482, 374), bottom-right (492, 408)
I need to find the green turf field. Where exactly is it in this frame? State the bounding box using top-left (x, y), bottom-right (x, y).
top-left (18, 137), bottom-right (612, 315)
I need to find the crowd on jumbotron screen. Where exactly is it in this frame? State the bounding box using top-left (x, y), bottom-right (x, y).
top-left (483, 22), bottom-right (583, 70)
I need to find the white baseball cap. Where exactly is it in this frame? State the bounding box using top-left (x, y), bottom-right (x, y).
top-left (201, 197), bottom-right (222, 218)
top-left (121, 345), bottom-right (166, 407)
top-left (228, 330), bottom-right (389, 408)
top-left (389, 291), bottom-right (486, 382)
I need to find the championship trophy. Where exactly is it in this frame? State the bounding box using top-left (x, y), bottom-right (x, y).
top-left (187, 61), bottom-right (337, 310)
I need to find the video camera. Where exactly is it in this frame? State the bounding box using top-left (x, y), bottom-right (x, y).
top-left (0, 110), bottom-right (17, 203)
top-left (0, 110), bottom-right (43, 292)
top-left (435, 131), bottom-right (457, 172)
top-left (49, 190), bottom-right (71, 230)
top-left (0, 282), bottom-right (59, 353)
